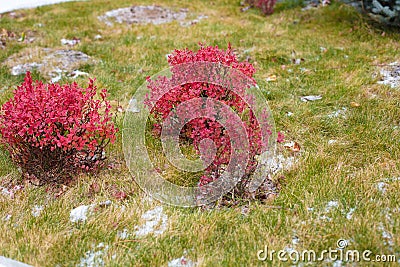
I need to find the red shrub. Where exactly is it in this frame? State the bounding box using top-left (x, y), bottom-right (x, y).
top-left (144, 44), bottom-right (272, 193)
top-left (0, 72), bottom-right (118, 184)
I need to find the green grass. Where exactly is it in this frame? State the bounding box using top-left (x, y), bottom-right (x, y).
top-left (1, 0), bottom-right (400, 266)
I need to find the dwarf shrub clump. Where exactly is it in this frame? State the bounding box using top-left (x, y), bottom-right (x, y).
top-left (0, 72), bottom-right (118, 184)
top-left (246, 0), bottom-right (277, 15)
top-left (145, 44), bottom-right (273, 200)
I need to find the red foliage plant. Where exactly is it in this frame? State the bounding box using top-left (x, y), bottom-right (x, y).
top-left (246, 0), bottom-right (277, 15)
top-left (0, 72), bottom-right (118, 185)
top-left (144, 44), bottom-right (273, 193)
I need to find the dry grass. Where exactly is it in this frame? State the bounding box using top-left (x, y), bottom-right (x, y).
top-left (0, 0), bottom-right (400, 266)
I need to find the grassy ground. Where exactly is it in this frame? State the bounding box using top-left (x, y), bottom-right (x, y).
top-left (1, 0), bottom-right (400, 266)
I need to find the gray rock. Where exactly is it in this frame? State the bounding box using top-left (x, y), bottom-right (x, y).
top-left (4, 47), bottom-right (96, 81)
top-left (339, 0), bottom-right (400, 26)
top-left (0, 256), bottom-right (32, 267)
top-left (363, 0), bottom-right (400, 26)
top-left (98, 5), bottom-right (187, 26)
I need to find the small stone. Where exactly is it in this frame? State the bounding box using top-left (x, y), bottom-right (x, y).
top-left (300, 95), bottom-right (322, 102)
top-left (126, 98), bottom-right (140, 113)
top-left (61, 38), bottom-right (80, 46)
top-left (70, 205), bottom-right (91, 223)
top-left (377, 62), bottom-right (400, 88)
top-left (32, 205), bottom-right (44, 217)
top-left (69, 70), bottom-right (89, 79)
top-left (327, 107), bottom-right (347, 119)
top-left (328, 139), bottom-right (337, 145)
